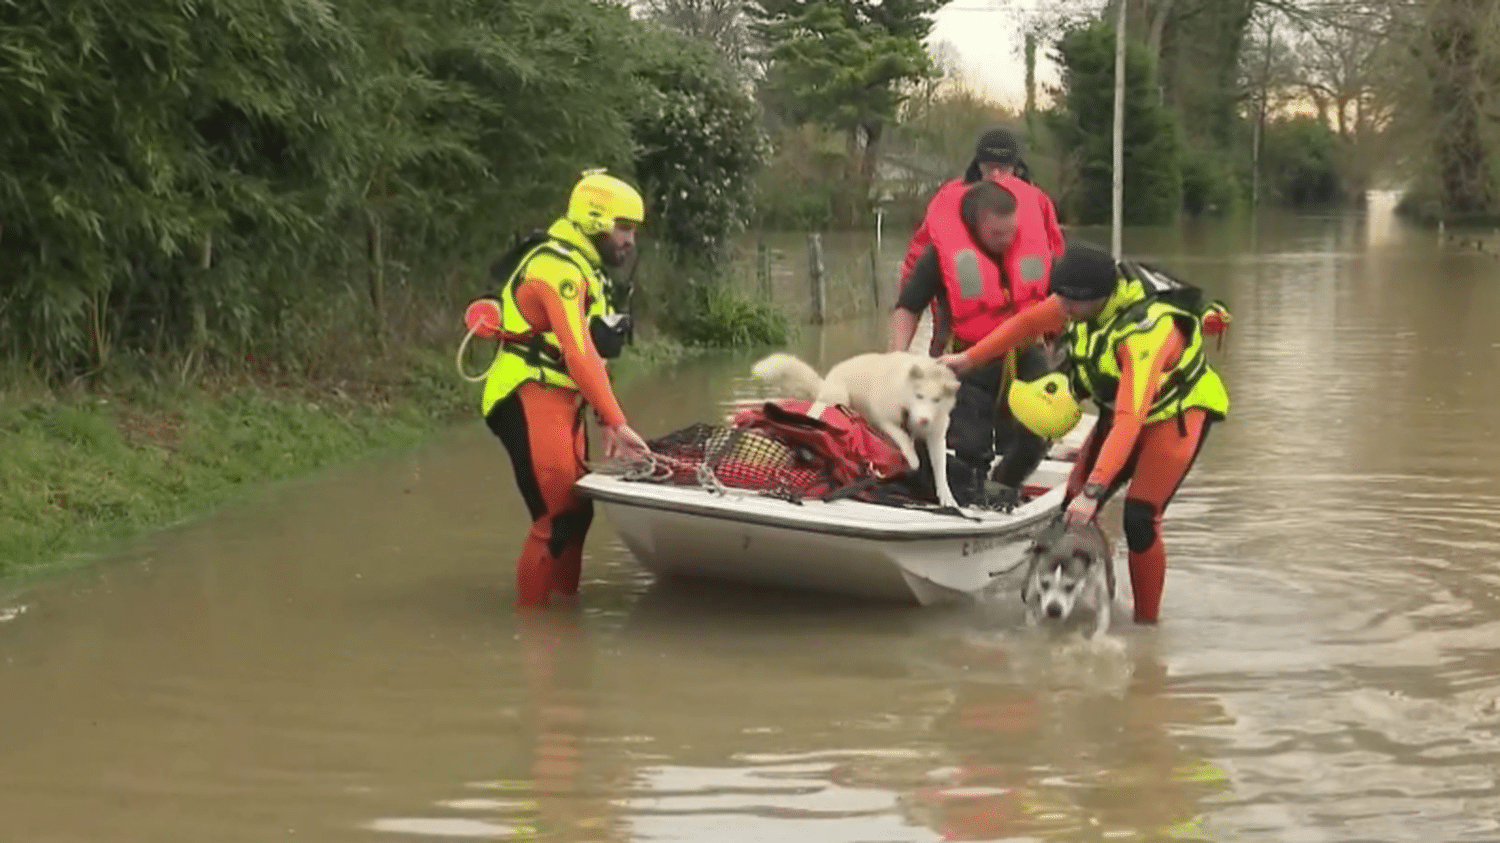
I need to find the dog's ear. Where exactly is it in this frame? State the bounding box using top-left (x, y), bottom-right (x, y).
top-left (907, 362), bottom-right (925, 381)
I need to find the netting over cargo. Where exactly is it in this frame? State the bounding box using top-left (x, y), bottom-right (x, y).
top-left (636, 421), bottom-right (927, 506)
top-left (609, 418), bottom-right (1025, 513)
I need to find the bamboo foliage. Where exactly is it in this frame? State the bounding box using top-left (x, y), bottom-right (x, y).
top-left (0, 0), bottom-right (749, 380)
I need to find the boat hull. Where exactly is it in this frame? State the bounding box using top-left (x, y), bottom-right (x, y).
top-left (581, 473), bottom-right (1069, 606)
top-left (576, 413), bottom-right (1096, 607)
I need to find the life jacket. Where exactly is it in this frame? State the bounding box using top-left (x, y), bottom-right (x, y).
top-left (899, 214), bottom-right (936, 288)
top-left (1119, 258), bottom-right (1232, 338)
top-left (471, 219), bottom-right (627, 416)
top-left (928, 174), bottom-right (1059, 345)
top-left (1066, 267), bottom-right (1231, 428)
top-left (721, 400), bottom-right (912, 500)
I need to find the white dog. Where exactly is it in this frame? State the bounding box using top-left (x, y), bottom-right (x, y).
top-left (750, 351), bottom-right (962, 509)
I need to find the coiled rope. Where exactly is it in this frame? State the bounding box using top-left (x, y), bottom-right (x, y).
top-left (454, 323), bottom-right (494, 383)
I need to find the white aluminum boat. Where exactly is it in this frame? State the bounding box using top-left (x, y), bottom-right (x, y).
top-left (577, 412), bottom-right (1097, 607)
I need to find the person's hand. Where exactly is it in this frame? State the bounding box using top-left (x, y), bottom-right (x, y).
top-left (938, 353), bottom-right (974, 378)
top-left (1064, 493), bottom-right (1098, 527)
top-left (603, 424), bottom-right (651, 462)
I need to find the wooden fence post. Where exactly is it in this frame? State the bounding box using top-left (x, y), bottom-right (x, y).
top-left (757, 238), bottom-right (771, 299)
top-left (807, 233), bottom-right (826, 325)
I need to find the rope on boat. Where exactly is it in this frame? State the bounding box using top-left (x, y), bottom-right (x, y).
top-left (586, 451), bottom-right (713, 485)
top-left (694, 459), bottom-right (729, 496)
top-left (587, 421), bottom-right (1031, 516)
top-left (588, 449), bottom-right (743, 500)
top-left (625, 455), bottom-right (676, 483)
top-left (587, 453), bottom-right (672, 482)
top-left (986, 553), bottom-right (1034, 580)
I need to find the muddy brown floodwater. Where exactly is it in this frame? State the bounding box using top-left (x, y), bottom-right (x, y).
top-left (4, 197), bottom-right (1500, 842)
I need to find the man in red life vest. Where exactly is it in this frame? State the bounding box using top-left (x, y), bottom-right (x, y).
top-left (894, 127), bottom-right (1064, 356)
top-left (887, 181), bottom-right (1064, 505)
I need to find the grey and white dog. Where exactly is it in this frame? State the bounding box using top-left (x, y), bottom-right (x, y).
top-left (1019, 513), bottom-right (1117, 640)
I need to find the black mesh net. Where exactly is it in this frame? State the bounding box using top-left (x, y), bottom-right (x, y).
top-left (642, 422), bottom-right (856, 504)
top-left (635, 421), bottom-right (1024, 513)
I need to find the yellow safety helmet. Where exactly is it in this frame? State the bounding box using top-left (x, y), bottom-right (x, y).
top-left (567, 168), bottom-right (645, 236)
top-left (1008, 372), bottom-right (1082, 440)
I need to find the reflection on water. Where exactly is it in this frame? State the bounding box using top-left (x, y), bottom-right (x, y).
top-left (3, 205), bottom-right (1500, 842)
top-left (624, 753), bottom-right (943, 843)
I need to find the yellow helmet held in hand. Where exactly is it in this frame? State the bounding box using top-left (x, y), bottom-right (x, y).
top-left (1008, 372), bottom-right (1082, 440)
top-left (567, 168), bottom-right (645, 236)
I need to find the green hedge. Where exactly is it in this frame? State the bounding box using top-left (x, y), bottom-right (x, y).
top-left (0, 0), bottom-right (770, 381)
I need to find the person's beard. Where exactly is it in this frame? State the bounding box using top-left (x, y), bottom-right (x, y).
top-left (591, 234), bottom-right (629, 268)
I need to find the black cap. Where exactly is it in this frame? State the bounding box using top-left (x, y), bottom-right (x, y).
top-left (973, 127), bottom-right (1021, 166)
top-left (963, 127), bottom-right (1023, 182)
top-left (1049, 241), bottom-right (1118, 301)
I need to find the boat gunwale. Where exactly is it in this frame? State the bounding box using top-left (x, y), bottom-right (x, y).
top-left (575, 473), bottom-right (1065, 541)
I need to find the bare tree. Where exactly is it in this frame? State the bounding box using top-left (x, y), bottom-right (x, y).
top-left (890, 37), bottom-right (1023, 182)
top-left (637, 0), bottom-right (760, 80)
top-left (1003, 0), bottom-right (1107, 115)
top-left (1284, 4), bottom-right (1402, 192)
top-left (1239, 8), bottom-right (1301, 204)
top-left (1289, 9), bottom-right (1392, 139)
top-left (931, 38), bottom-right (965, 79)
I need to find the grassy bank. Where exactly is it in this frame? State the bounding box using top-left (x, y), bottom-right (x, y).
top-left (0, 338), bottom-right (700, 584)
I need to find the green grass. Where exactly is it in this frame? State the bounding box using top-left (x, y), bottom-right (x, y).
top-left (0, 338), bottom-right (701, 583)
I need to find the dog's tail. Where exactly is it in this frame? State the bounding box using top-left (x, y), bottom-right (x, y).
top-left (750, 352), bottom-right (824, 400)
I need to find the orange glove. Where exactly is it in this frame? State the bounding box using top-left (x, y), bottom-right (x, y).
top-left (464, 298), bottom-right (501, 338)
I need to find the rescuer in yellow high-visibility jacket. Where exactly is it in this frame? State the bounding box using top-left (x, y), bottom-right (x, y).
top-left (942, 240), bottom-right (1231, 624)
top-left (464, 170), bottom-right (652, 608)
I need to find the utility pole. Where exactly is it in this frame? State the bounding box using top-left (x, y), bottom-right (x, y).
top-left (1111, 0), bottom-right (1126, 259)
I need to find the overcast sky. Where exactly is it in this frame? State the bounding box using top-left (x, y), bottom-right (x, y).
top-left (928, 3), bottom-right (1065, 109)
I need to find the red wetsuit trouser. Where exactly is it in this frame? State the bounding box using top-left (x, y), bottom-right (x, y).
top-left (1062, 407), bottom-right (1212, 623)
top-left (486, 382), bottom-right (593, 607)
